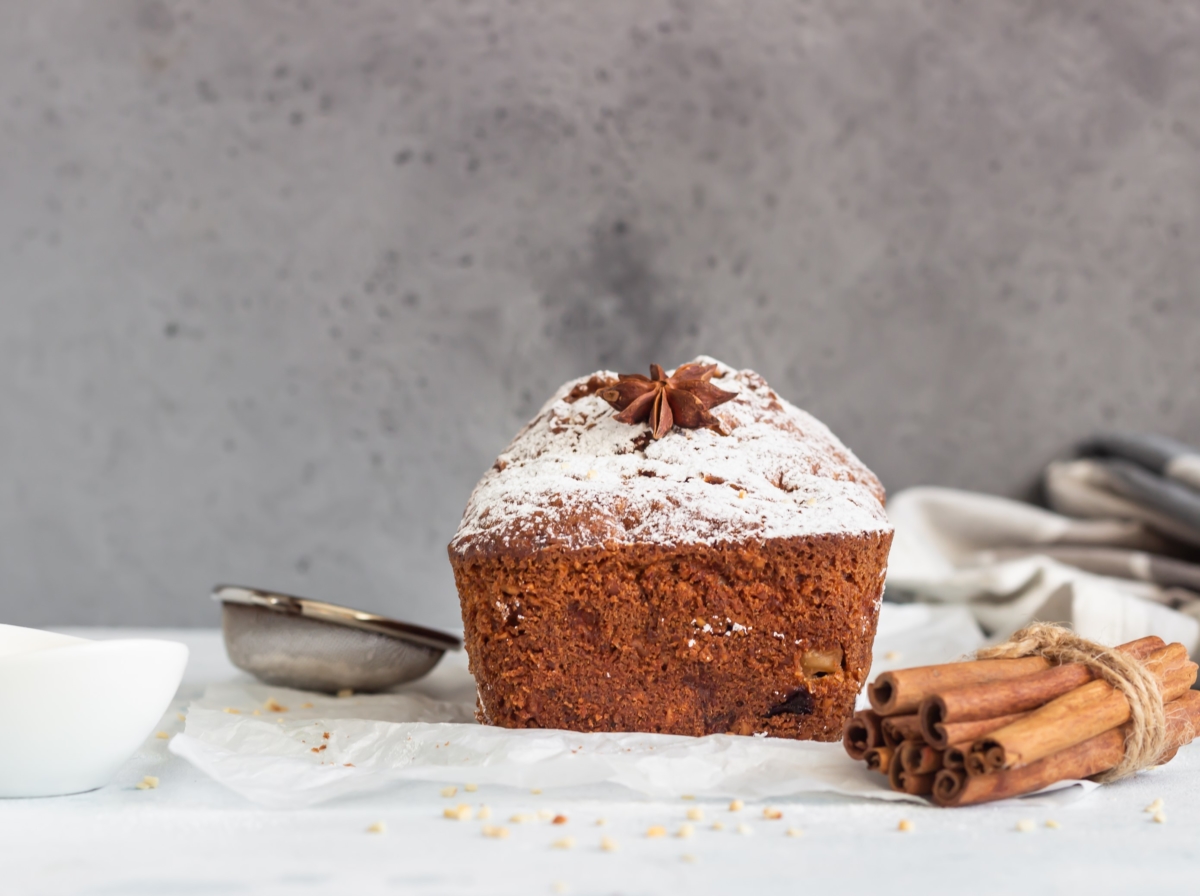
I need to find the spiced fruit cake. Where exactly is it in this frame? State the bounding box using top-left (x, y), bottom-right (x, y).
top-left (447, 357), bottom-right (893, 741)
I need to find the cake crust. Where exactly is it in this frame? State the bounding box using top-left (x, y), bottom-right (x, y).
top-left (449, 357), bottom-right (893, 740)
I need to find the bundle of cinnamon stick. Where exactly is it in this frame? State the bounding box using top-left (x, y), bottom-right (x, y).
top-left (843, 635), bottom-right (1200, 806)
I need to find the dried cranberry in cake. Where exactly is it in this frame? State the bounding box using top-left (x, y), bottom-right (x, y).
top-left (447, 356), bottom-right (893, 741)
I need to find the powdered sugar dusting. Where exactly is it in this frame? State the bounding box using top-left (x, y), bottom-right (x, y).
top-left (451, 357), bottom-right (890, 556)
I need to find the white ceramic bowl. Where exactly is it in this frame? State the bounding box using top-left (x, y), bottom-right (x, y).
top-left (0, 624), bottom-right (188, 798)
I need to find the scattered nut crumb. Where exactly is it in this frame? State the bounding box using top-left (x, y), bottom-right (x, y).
top-left (681, 794), bottom-right (695, 800)
top-left (681, 854), bottom-right (697, 863)
top-left (736, 823), bottom-right (753, 836)
top-left (537, 809), bottom-right (554, 820)
top-left (711, 822), bottom-right (725, 831)
top-left (1015, 819), bottom-right (1035, 833)
top-left (646, 825), bottom-right (667, 839)
top-left (251, 710), bottom-right (261, 716)
top-left (552, 883), bottom-right (568, 895)
top-left (728, 799), bottom-right (744, 812)
top-left (1145, 798), bottom-right (1164, 813)
top-left (763, 807), bottom-right (783, 820)
top-left (440, 786), bottom-right (458, 798)
top-left (884, 651), bottom-right (901, 661)
top-left (595, 818), bottom-right (607, 827)
top-left (176, 713), bottom-right (186, 722)
top-left (551, 836), bottom-right (576, 850)
top-left (482, 825), bottom-right (510, 839)
top-left (898, 819), bottom-right (914, 832)
top-left (275, 718), bottom-right (285, 724)
top-left (738, 490), bottom-right (747, 499)
top-left (786, 827), bottom-right (804, 838)
top-left (1153, 810), bottom-right (1167, 824)
top-left (477, 805), bottom-right (492, 820)
top-left (464, 783), bottom-right (478, 792)
top-left (677, 823), bottom-right (695, 839)
top-left (155, 731), bottom-right (169, 740)
top-left (366, 821), bottom-right (386, 834)
top-left (552, 814), bottom-right (568, 825)
top-left (264, 698), bottom-right (288, 713)
top-left (223, 708), bottom-right (240, 715)
top-left (1045, 820), bottom-right (1061, 830)
top-left (531, 788), bottom-right (542, 795)
top-left (136, 776), bottom-right (159, 790)
top-left (443, 805), bottom-right (472, 821)
top-left (686, 807), bottom-right (704, 821)
top-left (336, 689), bottom-right (354, 698)
top-left (322, 732), bottom-right (330, 740)
top-left (600, 835), bottom-right (619, 852)
top-left (510, 813), bottom-right (534, 824)
top-left (300, 702), bottom-right (314, 709)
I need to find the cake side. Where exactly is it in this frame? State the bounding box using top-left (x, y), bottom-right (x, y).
top-left (450, 357), bottom-right (890, 560)
top-left (450, 529), bottom-right (892, 740)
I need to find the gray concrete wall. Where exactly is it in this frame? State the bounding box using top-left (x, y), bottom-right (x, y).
top-left (2, 0), bottom-right (1199, 628)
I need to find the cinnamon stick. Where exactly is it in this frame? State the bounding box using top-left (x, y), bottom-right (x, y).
top-left (881, 713), bottom-right (924, 749)
top-left (925, 712), bottom-right (1028, 751)
top-left (868, 656), bottom-right (1051, 716)
top-left (842, 709), bottom-right (884, 760)
top-left (900, 740), bottom-right (944, 775)
top-left (864, 746), bottom-right (893, 774)
top-left (970, 643), bottom-right (1197, 772)
top-left (918, 636), bottom-right (1164, 739)
top-left (889, 743), bottom-right (935, 794)
top-left (943, 744), bottom-right (968, 771)
top-left (935, 691), bottom-right (1200, 806)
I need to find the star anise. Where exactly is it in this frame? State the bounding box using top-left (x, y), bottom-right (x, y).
top-left (599, 362), bottom-right (737, 439)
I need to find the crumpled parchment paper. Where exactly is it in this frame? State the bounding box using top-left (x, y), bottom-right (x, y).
top-left (171, 604), bottom-right (1099, 809)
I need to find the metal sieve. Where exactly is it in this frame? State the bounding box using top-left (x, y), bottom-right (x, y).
top-left (214, 585), bottom-right (461, 693)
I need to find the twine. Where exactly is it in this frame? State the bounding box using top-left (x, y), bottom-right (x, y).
top-left (976, 622), bottom-right (1167, 783)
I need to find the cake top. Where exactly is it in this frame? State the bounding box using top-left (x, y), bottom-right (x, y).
top-left (450, 356), bottom-right (890, 558)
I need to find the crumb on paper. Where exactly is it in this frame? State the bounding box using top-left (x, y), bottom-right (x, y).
top-left (600, 835), bottom-right (618, 852)
top-left (310, 745), bottom-right (326, 753)
top-left (552, 882), bottom-right (568, 895)
top-left (482, 825), bottom-right (510, 839)
top-left (176, 712), bottom-right (186, 722)
top-left (264, 698), bottom-right (288, 713)
top-left (444, 804), bottom-right (472, 821)
top-left (786, 827), bottom-right (803, 838)
top-left (681, 794), bottom-right (695, 800)
top-left (1145, 797), bottom-right (1164, 813)
top-left (136, 776), bottom-right (159, 790)
top-left (676, 824), bottom-right (694, 839)
top-left (736, 823), bottom-right (752, 836)
top-left (510, 813), bottom-right (534, 824)
top-left (595, 818), bottom-right (607, 827)
top-left (551, 836), bottom-right (575, 850)
top-left (300, 702), bottom-right (314, 709)
top-left (763, 807), bottom-right (783, 820)
top-left (336, 689), bottom-right (354, 698)
top-left (1153, 810), bottom-right (1167, 824)
top-left (681, 854), bottom-right (697, 863)
top-left (884, 651), bottom-right (901, 661)
top-left (275, 717), bottom-right (285, 724)
top-left (251, 710), bottom-right (261, 716)
top-left (223, 707), bottom-right (240, 715)
top-left (155, 731), bottom-right (169, 740)
top-left (322, 732), bottom-right (330, 740)
top-left (686, 807), bottom-right (704, 821)
top-left (711, 822), bottom-right (725, 831)
top-left (537, 809), bottom-right (554, 821)
top-left (531, 788), bottom-right (542, 795)
top-left (646, 825), bottom-right (667, 839)
top-left (1015, 819), bottom-right (1035, 833)
top-left (477, 805), bottom-right (492, 820)
top-left (464, 783), bottom-right (478, 792)
top-left (1045, 820), bottom-right (1060, 829)
top-left (728, 799), bottom-right (744, 812)
top-left (440, 785), bottom-right (458, 798)
top-left (898, 819), bottom-right (914, 832)
top-left (366, 821), bottom-right (386, 834)
top-left (552, 814), bottom-right (568, 825)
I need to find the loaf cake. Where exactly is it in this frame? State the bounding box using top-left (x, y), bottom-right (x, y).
top-left (448, 357), bottom-right (893, 740)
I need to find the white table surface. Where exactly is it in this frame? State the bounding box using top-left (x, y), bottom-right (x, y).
top-left (4, 628), bottom-right (1200, 896)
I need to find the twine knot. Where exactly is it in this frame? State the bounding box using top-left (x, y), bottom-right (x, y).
top-left (976, 622), bottom-right (1167, 782)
